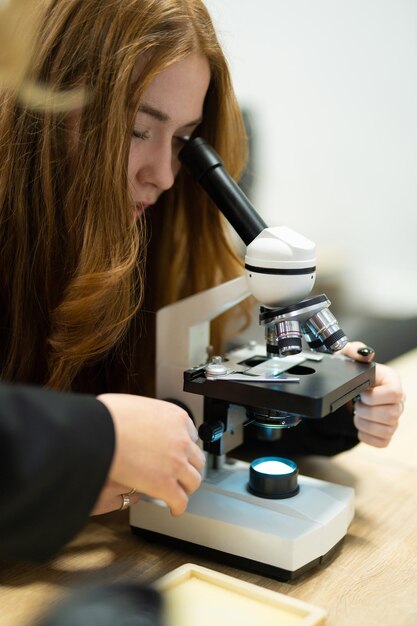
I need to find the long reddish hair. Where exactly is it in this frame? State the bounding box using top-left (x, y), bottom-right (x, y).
top-left (0, 0), bottom-right (250, 392)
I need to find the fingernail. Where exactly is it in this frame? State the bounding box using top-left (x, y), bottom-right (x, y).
top-left (357, 347), bottom-right (375, 357)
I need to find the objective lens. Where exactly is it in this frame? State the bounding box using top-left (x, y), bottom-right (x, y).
top-left (248, 456), bottom-right (299, 499)
top-left (265, 320), bottom-right (302, 357)
top-left (301, 308), bottom-right (348, 353)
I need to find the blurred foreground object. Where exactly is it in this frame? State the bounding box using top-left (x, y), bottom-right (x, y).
top-left (0, 0), bottom-right (86, 109)
top-left (36, 583), bottom-right (164, 626)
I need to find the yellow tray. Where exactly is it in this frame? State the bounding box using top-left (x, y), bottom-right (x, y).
top-left (155, 563), bottom-right (327, 626)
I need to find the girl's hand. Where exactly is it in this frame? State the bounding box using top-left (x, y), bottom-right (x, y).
top-left (97, 394), bottom-right (206, 516)
top-left (339, 341), bottom-right (405, 447)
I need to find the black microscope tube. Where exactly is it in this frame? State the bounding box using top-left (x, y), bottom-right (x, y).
top-left (179, 137), bottom-right (267, 246)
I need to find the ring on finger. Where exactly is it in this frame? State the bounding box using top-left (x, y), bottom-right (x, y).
top-left (119, 493), bottom-right (131, 511)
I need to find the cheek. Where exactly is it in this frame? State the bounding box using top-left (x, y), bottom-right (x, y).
top-left (127, 146), bottom-right (139, 180)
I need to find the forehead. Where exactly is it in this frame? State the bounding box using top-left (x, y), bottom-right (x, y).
top-left (133, 54), bottom-right (211, 125)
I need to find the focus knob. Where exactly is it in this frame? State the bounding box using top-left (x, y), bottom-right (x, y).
top-left (198, 421), bottom-right (225, 444)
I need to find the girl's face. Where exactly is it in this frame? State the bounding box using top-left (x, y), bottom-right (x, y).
top-left (128, 54), bottom-right (211, 219)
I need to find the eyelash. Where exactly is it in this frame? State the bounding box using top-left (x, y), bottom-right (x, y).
top-left (131, 130), bottom-right (198, 145)
top-left (132, 129), bottom-right (150, 141)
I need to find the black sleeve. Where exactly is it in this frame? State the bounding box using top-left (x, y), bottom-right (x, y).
top-left (234, 403), bottom-right (359, 460)
top-left (0, 383), bottom-right (115, 562)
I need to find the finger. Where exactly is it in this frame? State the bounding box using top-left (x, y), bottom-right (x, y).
top-left (360, 385), bottom-right (404, 407)
top-left (167, 484), bottom-right (189, 517)
top-left (160, 456), bottom-right (203, 516)
top-left (185, 416), bottom-right (199, 442)
top-left (359, 366), bottom-right (404, 405)
top-left (178, 463), bottom-right (203, 496)
top-left (340, 341), bottom-right (375, 362)
top-left (354, 410), bottom-right (398, 447)
top-left (354, 398), bottom-right (403, 425)
top-left (354, 362), bottom-right (403, 406)
top-left (90, 492), bottom-right (141, 516)
top-left (188, 443), bottom-right (206, 471)
top-left (109, 480), bottom-right (132, 491)
top-left (126, 493), bottom-right (141, 507)
top-left (357, 429), bottom-right (392, 448)
top-left (354, 411), bottom-right (399, 440)
top-left (158, 465), bottom-right (203, 516)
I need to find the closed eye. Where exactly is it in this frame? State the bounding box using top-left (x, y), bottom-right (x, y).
top-left (132, 129), bottom-right (151, 140)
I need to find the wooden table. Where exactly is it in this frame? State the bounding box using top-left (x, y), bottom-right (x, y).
top-left (1, 350), bottom-right (417, 626)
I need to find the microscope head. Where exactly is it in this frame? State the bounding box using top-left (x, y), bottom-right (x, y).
top-left (243, 225), bottom-right (347, 356)
top-left (244, 226), bottom-right (316, 308)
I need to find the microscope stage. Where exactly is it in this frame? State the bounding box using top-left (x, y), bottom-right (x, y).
top-left (184, 350), bottom-right (375, 418)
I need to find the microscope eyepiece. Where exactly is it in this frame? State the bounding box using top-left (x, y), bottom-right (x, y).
top-left (179, 137), bottom-right (267, 246)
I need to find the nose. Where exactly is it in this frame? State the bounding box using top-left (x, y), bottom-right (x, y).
top-left (137, 140), bottom-right (176, 192)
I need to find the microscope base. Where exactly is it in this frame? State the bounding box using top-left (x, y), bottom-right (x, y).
top-left (129, 461), bottom-right (354, 581)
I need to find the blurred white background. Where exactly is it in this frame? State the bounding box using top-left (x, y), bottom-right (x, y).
top-left (205, 0), bottom-right (417, 325)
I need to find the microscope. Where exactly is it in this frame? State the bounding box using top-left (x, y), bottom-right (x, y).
top-left (130, 138), bottom-right (375, 581)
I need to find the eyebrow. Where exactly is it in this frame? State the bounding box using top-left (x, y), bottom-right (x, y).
top-left (138, 103), bottom-right (202, 128)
